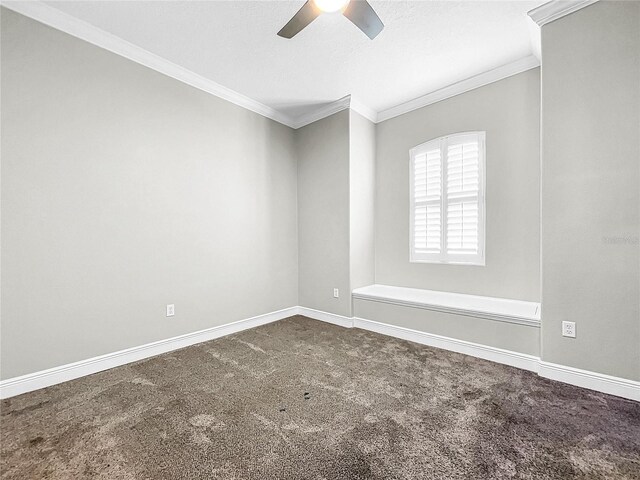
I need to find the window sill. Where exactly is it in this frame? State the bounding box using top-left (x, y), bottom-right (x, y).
top-left (410, 258), bottom-right (486, 266)
top-left (352, 284), bottom-right (541, 327)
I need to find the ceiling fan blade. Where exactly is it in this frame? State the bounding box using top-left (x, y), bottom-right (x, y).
top-left (343, 0), bottom-right (384, 39)
top-left (277, 1), bottom-right (321, 39)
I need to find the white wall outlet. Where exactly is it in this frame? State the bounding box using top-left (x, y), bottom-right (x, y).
top-left (333, 288), bottom-right (339, 299)
top-left (166, 304), bottom-right (175, 317)
top-left (562, 321), bottom-right (576, 338)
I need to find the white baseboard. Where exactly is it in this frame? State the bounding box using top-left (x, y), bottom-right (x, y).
top-left (0, 306), bottom-right (298, 399)
top-left (353, 317), bottom-right (540, 372)
top-left (538, 361), bottom-right (640, 402)
top-left (352, 316), bottom-right (639, 402)
top-left (296, 306), bottom-right (354, 329)
top-left (2, 306), bottom-right (638, 403)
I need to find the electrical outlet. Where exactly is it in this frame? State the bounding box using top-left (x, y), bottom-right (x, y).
top-left (333, 288), bottom-right (339, 299)
top-left (562, 321), bottom-right (575, 338)
top-left (166, 304), bottom-right (175, 317)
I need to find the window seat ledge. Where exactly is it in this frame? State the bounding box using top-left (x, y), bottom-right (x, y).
top-left (352, 284), bottom-right (541, 328)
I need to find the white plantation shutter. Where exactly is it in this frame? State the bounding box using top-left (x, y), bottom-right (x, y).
top-left (410, 132), bottom-right (485, 265)
top-left (412, 147), bottom-right (442, 255)
top-left (446, 136), bottom-right (480, 255)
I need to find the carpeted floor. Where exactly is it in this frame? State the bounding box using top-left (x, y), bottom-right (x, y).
top-left (1, 315), bottom-right (639, 479)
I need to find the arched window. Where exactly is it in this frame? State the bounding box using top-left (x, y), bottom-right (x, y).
top-left (410, 132), bottom-right (485, 265)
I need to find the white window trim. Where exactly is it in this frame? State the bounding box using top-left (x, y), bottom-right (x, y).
top-left (409, 131), bottom-right (486, 266)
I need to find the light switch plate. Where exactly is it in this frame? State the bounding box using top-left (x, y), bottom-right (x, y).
top-left (166, 304), bottom-right (175, 317)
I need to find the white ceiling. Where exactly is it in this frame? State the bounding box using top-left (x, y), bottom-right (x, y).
top-left (39, 0), bottom-right (543, 123)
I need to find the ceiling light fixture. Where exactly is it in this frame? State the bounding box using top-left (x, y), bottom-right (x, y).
top-left (313, 0), bottom-right (350, 13)
top-left (277, 0), bottom-right (383, 39)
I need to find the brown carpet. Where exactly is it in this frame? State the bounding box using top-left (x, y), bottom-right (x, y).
top-left (1, 315), bottom-right (639, 479)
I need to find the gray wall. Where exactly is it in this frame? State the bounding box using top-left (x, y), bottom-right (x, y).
top-left (349, 110), bottom-right (376, 292)
top-left (1, 9), bottom-right (299, 379)
top-left (296, 109), bottom-right (375, 318)
top-left (296, 110), bottom-right (351, 317)
top-left (540, 1), bottom-right (640, 380)
top-left (375, 69), bottom-right (541, 302)
top-left (4, 3), bottom-right (638, 385)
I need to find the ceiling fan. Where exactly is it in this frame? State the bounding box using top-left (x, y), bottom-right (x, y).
top-left (277, 0), bottom-right (384, 40)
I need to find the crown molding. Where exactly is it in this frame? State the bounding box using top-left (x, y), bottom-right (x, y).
top-left (2, 1), bottom-right (543, 130)
top-left (376, 55), bottom-right (540, 123)
top-left (527, 0), bottom-right (599, 27)
top-left (349, 97), bottom-right (378, 124)
top-left (288, 94), bottom-right (378, 129)
top-left (0, 0), bottom-right (295, 128)
top-left (0, 0), bottom-right (374, 129)
top-left (289, 54), bottom-right (539, 127)
top-left (289, 95), bottom-right (352, 129)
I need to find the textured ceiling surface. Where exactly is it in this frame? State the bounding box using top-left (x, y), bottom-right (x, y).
top-left (42, 0), bottom-right (543, 120)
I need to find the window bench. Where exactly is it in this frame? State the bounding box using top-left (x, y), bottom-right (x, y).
top-left (352, 284), bottom-right (540, 327)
